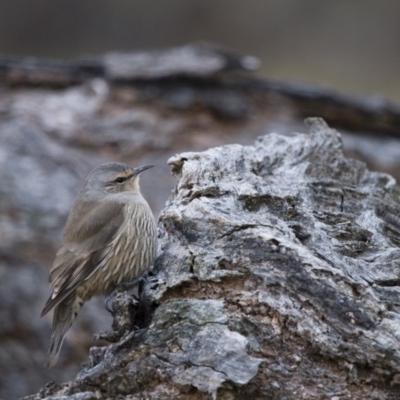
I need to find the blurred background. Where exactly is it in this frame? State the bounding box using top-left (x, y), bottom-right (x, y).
top-left (0, 0), bottom-right (400, 101)
top-left (1, 1), bottom-right (400, 399)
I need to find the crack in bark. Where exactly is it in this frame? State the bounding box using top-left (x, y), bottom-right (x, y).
top-left (219, 224), bottom-right (257, 239)
top-left (374, 279), bottom-right (400, 287)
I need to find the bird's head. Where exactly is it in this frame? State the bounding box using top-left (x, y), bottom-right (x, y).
top-left (85, 162), bottom-right (154, 195)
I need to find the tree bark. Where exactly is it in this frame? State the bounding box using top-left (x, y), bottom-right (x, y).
top-left (25, 118), bottom-right (400, 399)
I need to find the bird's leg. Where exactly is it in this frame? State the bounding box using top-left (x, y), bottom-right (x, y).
top-left (95, 291), bottom-right (137, 343)
top-left (96, 276), bottom-right (148, 343)
top-left (103, 276), bottom-right (146, 314)
top-left (115, 276), bottom-right (145, 293)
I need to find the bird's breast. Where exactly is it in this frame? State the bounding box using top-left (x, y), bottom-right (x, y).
top-left (78, 203), bottom-right (157, 299)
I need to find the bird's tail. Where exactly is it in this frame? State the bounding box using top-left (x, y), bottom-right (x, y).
top-left (44, 293), bottom-right (83, 369)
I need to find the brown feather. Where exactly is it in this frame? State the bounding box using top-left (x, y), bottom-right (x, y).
top-left (42, 201), bottom-right (124, 316)
top-left (41, 162), bottom-right (157, 368)
top-left (44, 293), bottom-right (82, 369)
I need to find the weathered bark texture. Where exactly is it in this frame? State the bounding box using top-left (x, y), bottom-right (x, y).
top-left (2, 44), bottom-right (400, 399)
top-left (24, 119), bottom-right (400, 399)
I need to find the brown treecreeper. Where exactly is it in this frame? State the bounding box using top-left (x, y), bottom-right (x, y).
top-left (41, 162), bottom-right (157, 368)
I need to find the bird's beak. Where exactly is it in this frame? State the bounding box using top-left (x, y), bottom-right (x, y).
top-left (132, 164), bottom-right (154, 176)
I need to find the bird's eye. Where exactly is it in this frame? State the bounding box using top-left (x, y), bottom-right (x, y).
top-left (114, 177), bottom-right (126, 184)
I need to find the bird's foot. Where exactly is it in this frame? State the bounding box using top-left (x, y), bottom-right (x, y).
top-left (103, 276), bottom-right (146, 313)
top-left (104, 292), bottom-right (139, 314)
top-left (96, 290), bottom-right (140, 344)
top-left (96, 275), bottom-right (153, 344)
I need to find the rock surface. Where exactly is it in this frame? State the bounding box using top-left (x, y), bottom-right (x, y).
top-left (24, 119), bottom-right (400, 399)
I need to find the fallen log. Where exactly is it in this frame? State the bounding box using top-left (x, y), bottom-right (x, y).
top-left (26, 119), bottom-right (400, 399)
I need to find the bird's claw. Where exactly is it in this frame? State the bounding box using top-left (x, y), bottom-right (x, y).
top-left (104, 295), bottom-right (114, 314)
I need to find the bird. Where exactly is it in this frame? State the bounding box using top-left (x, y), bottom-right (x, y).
top-left (41, 162), bottom-right (157, 369)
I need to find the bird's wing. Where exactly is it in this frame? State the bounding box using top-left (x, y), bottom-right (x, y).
top-left (41, 200), bottom-right (125, 317)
